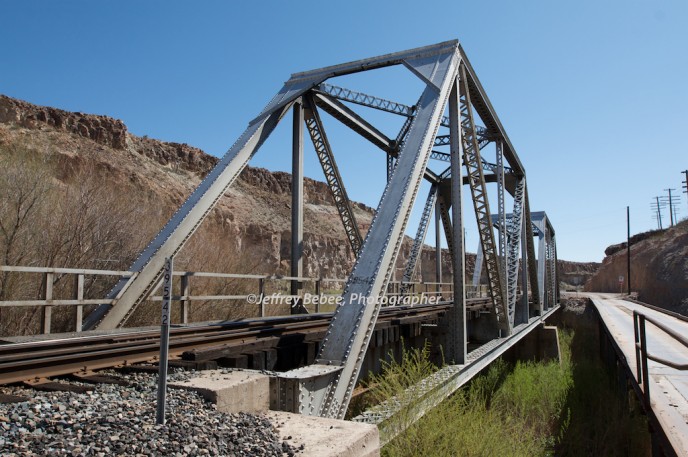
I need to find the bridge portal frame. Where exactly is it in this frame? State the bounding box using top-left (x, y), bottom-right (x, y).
top-left (82, 40), bottom-right (555, 419)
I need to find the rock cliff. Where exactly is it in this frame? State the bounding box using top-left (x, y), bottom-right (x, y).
top-left (0, 93), bottom-right (593, 289)
top-left (586, 221), bottom-right (688, 315)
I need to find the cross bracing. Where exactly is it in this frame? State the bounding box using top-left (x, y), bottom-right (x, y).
top-left (82, 40), bottom-right (557, 420)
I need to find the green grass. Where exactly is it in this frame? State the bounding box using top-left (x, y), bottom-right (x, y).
top-left (372, 324), bottom-right (650, 457)
top-left (556, 324), bottom-right (651, 456)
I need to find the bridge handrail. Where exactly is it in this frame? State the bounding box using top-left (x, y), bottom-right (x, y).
top-left (0, 264), bottom-right (466, 336)
top-left (633, 310), bottom-right (688, 406)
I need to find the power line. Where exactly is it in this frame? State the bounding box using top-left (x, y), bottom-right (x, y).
top-left (682, 169), bottom-right (688, 215)
top-left (663, 188), bottom-right (680, 226)
top-left (650, 196), bottom-right (666, 230)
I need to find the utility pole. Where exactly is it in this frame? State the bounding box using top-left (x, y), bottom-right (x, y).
top-left (664, 188), bottom-right (677, 226)
top-left (627, 206), bottom-right (631, 295)
top-left (651, 196), bottom-right (664, 230)
top-left (682, 170), bottom-right (688, 214)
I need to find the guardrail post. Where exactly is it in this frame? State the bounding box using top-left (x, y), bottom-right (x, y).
top-left (74, 274), bottom-right (84, 332)
top-left (180, 274), bottom-right (190, 324)
top-left (258, 278), bottom-right (265, 317)
top-left (41, 272), bottom-right (53, 334)
top-left (633, 311), bottom-right (642, 383)
top-left (315, 279), bottom-right (321, 313)
top-left (638, 313), bottom-right (650, 406)
top-left (156, 257), bottom-right (173, 425)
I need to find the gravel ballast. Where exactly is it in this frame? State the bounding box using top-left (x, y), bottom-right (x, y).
top-left (0, 371), bottom-right (299, 456)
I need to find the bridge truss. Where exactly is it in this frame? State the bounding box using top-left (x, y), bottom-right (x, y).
top-left (83, 40), bottom-right (558, 419)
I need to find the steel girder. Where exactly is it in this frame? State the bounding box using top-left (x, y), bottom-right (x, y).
top-left (505, 178), bottom-right (525, 326)
top-left (318, 83), bottom-right (491, 135)
top-left (524, 189), bottom-right (540, 312)
top-left (303, 96), bottom-right (364, 256)
top-left (496, 142), bottom-right (508, 312)
top-left (389, 106), bottom-right (414, 181)
top-left (530, 210), bottom-right (558, 312)
top-left (436, 187), bottom-right (455, 263)
top-left (317, 83), bottom-right (413, 117)
top-left (400, 184), bottom-right (439, 292)
top-left (311, 93), bottom-right (394, 153)
top-left (305, 43), bottom-right (461, 419)
top-left (86, 100), bottom-right (300, 330)
top-left (458, 64), bottom-right (509, 334)
top-left (85, 39), bottom-right (550, 423)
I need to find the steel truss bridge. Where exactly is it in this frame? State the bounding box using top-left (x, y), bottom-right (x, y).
top-left (5, 41), bottom-right (559, 422)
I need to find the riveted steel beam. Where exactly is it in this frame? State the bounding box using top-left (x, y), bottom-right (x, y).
top-left (306, 46), bottom-right (460, 419)
top-left (458, 64), bottom-right (509, 334)
top-left (312, 92), bottom-right (394, 152)
top-left (400, 185), bottom-right (439, 293)
top-left (524, 190), bottom-right (540, 314)
top-left (303, 95), bottom-right (363, 256)
top-left (505, 178), bottom-right (525, 326)
top-left (88, 97), bottom-right (301, 330)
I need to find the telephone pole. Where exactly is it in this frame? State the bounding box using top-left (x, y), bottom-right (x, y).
top-left (682, 170), bottom-right (688, 214)
top-left (651, 196), bottom-right (665, 229)
top-left (664, 188), bottom-right (677, 226)
top-left (626, 206), bottom-right (631, 295)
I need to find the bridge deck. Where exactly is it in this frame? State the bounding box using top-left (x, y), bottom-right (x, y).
top-left (590, 293), bottom-right (688, 456)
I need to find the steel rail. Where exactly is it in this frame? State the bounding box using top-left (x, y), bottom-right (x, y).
top-left (0, 302), bottom-right (467, 385)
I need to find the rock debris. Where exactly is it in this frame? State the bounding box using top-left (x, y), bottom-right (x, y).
top-left (0, 371), bottom-right (298, 457)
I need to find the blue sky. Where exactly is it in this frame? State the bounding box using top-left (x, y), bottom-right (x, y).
top-left (1, 0), bottom-right (686, 263)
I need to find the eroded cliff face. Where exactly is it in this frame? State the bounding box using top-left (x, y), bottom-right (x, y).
top-left (0, 94), bottom-right (374, 281)
top-left (0, 93), bottom-right (593, 288)
top-left (558, 260), bottom-right (600, 289)
top-left (586, 221), bottom-right (688, 315)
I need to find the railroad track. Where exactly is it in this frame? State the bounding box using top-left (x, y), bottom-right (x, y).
top-left (0, 300), bottom-right (489, 385)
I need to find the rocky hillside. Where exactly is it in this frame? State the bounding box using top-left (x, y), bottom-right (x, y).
top-left (558, 260), bottom-right (600, 290)
top-left (585, 221), bottom-right (688, 315)
top-left (0, 94), bottom-right (594, 295)
top-left (0, 94), bottom-right (453, 285)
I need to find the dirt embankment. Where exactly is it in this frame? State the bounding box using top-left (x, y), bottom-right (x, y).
top-left (0, 93), bottom-right (597, 287)
top-left (585, 221), bottom-right (688, 315)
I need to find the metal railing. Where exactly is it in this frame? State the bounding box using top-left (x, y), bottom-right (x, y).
top-left (633, 311), bottom-right (688, 405)
top-left (0, 265), bottom-right (483, 336)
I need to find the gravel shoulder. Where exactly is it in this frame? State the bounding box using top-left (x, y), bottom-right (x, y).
top-left (0, 370), bottom-right (300, 457)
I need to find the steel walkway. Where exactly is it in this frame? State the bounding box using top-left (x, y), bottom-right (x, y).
top-left (589, 293), bottom-right (688, 456)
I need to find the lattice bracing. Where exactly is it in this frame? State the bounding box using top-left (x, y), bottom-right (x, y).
top-left (506, 178), bottom-right (525, 326)
top-left (458, 64), bottom-right (509, 333)
top-left (400, 185), bottom-right (439, 293)
top-left (303, 96), bottom-right (363, 255)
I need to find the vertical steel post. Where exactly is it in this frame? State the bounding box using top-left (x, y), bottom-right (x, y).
top-left (291, 101), bottom-right (304, 311)
top-left (180, 274), bottom-right (190, 324)
top-left (156, 256), bottom-right (173, 425)
top-left (435, 201), bottom-right (442, 294)
top-left (41, 272), bottom-right (53, 334)
top-left (448, 77), bottom-right (466, 364)
top-left (519, 214), bottom-right (529, 324)
top-left (538, 228), bottom-right (547, 312)
top-left (74, 274), bottom-right (84, 332)
top-left (258, 278), bottom-right (265, 317)
top-left (496, 141), bottom-right (507, 306)
top-left (638, 314), bottom-right (650, 406)
top-left (627, 206), bottom-right (631, 295)
top-left (633, 311), bottom-right (642, 383)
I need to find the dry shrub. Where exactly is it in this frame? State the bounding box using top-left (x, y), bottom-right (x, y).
top-left (0, 142), bottom-right (156, 335)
